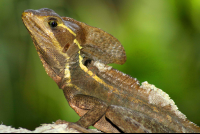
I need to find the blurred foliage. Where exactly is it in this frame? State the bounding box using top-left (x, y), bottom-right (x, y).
top-left (0, 0), bottom-right (200, 130)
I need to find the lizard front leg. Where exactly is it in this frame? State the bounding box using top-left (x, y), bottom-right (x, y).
top-left (56, 94), bottom-right (109, 132)
top-left (67, 94), bottom-right (121, 133)
top-left (70, 94), bottom-right (108, 128)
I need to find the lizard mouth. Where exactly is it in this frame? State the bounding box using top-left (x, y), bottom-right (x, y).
top-left (22, 12), bottom-right (49, 53)
top-left (22, 11), bottom-right (65, 85)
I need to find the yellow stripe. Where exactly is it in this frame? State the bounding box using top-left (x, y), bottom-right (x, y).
top-left (74, 39), bottom-right (82, 49)
top-left (58, 23), bottom-right (76, 36)
top-left (64, 62), bottom-right (71, 83)
top-left (73, 39), bottom-right (117, 93)
top-left (66, 83), bottom-right (82, 91)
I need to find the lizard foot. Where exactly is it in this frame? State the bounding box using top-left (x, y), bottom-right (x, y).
top-left (55, 120), bottom-right (101, 133)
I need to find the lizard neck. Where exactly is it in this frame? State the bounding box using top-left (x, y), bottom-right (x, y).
top-left (62, 56), bottom-right (141, 104)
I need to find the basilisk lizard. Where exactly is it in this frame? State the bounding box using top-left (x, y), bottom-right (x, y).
top-left (22, 8), bottom-right (200, 133)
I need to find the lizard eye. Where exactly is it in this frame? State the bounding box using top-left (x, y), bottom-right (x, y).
top-left (48, 20), bottom-right (58, 27)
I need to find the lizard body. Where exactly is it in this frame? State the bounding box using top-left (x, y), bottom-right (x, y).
top-left (22, 8), bottom-right (200, 133)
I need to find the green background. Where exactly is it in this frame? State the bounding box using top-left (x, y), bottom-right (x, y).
top-left (0, 0), bottom-right (200, 130)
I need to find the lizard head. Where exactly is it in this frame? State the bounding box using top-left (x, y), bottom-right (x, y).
top-left (22, 8), bottom-right (80, 86)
